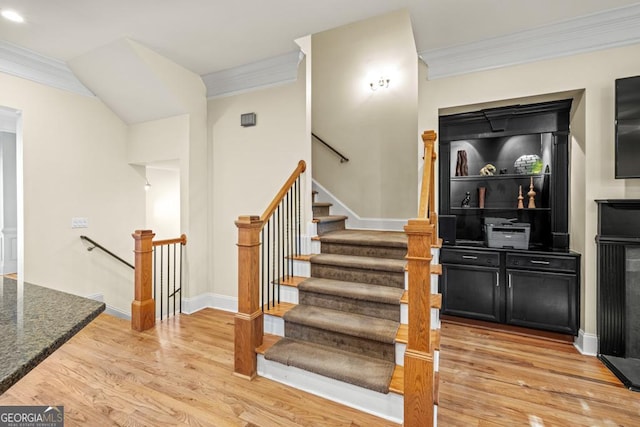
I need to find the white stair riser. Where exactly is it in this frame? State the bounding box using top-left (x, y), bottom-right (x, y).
top-left (278, 285), bottom-right (299, 304)
top-left (309, 239), bottom-right (321, 254)
top-left (258, 355), bottom-right (403, 424)
top-left (264, 314), bottom-right (285, 336)
top-left (292, 259), bottom-right (310, 277)
top-left (396, 343), bottom-right (406, 367)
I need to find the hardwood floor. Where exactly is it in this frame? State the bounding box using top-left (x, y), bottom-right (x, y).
top-left (1, 308), bottom-right (638, 426)
top-left (437, 322), bottom-right (640, 426)
top-left (0, 309), bottom-right (397, 426)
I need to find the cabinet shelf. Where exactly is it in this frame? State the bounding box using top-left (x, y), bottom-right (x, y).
top-left (450, 173), bottom-right (550, 181)
top-left (451, 207), bottom-right (551, 212)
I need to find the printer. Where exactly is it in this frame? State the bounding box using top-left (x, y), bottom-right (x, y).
top-left (483, 217), bottom-right (530, 250)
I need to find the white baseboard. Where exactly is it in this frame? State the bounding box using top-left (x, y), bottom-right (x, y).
top-left (258, 355), bottom-right (403, 424)
top-left (85, 293), bottom-right (130, 320)
top-left (312, 180), bottom-right (407, 231)
top-left (182, 292), bottom-right (238, 314)
top-left (574, 329), bottom-right (598, 356)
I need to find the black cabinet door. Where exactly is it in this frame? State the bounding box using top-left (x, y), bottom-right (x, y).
top-left (506, 269), bottom-right (578, 334)
top-left (441, 264), bottom-right (502, 322)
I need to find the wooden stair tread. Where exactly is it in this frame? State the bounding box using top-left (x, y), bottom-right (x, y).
top-left (431, 293), bottom-right (442, 309)
top-left (401, 291), bottom-right (408, 304)
top-left (399, 292), bottom-right (443, 309)
top-left (256, 334), bottom-right (282, 355)
top-left (289, 254), bottom-right (314, 262)
top-left (262, 302), bottom-right (296, 317)
top-left (277, 276), bottom-right (307, 287)
top-left (396, 324), bottom-right (407, 343)
top-left (389, 365), bottom-right (404, 395)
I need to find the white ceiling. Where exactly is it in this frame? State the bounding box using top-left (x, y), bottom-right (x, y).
top-left (1, 0), bottom-right (639, 76)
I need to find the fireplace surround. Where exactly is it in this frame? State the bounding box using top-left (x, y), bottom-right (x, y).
top-left (596, 199), bottom-right (640, 391)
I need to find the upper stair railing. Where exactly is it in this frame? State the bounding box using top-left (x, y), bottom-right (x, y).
top-left (235, 160), bottom-right (306, 378)
top-left (131, 230), bottom-right (187, 332)
top-left (404, 130), bottom-right (439, 427)
top-left (312, 133), bottom-right (349, 163)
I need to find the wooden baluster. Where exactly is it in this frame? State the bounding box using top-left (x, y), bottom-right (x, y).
top-left (404, 218), bottom-right (435, 426)
top-left (234, 215), bottom-right (264, 379)
top-left (132, 229), bottom-right (156, 332)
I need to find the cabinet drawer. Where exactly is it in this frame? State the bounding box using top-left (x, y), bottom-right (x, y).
top-left (506, 253), bottom-right (577, 273)
top-left (441, 249), bottom-right (500, 267)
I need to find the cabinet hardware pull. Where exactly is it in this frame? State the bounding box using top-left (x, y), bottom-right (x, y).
top-left (508, 274), bottom-right (512, 289)
top-left (530, 260), bottom-right (550, 265)
top-left (462, 255), bottom-right (478, 260)
top-left (496, 272), bottom-right (499, 287)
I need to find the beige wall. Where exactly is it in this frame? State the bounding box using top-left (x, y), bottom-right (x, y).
top-left (419, 43), bottom-right (640, 335)
top-left (0, 72), bottom-right (145, 313)
top-left (312, 10), bottom-right (418, 219)
top-left (208, 59), bottom-right (309, 300)
top-left (145, 167), bottom-right (180, 241)
top-left (128, 115), bottom-right (186, 165)
top-left (124, 43), bottom-right (210, 299)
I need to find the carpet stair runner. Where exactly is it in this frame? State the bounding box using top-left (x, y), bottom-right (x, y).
top-left (264, 201), bottom-right (408, 395)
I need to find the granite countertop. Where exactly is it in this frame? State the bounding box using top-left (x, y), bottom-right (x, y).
top-left (0, 277), bottom-right (105, 394)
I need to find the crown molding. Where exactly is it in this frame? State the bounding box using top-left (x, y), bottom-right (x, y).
top-left (0, 41), bottom-right (94, 96)
top-left (203, 50), bottom-right (302, 99)
top-left (419, 3), bottom-right (640, 80)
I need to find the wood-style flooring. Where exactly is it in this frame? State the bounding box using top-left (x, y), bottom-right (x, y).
top-left (437, 322), bottom-right (640, 426)
top-left (1, 308), bottom-right (638, 426)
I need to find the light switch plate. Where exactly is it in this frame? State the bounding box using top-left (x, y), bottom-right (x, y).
top-left (71, 217), bottom-right (88, 228)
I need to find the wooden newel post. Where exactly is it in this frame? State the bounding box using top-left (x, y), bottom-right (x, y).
top-left (132, 229), bottom-right (156, 332)
top-left (404, 218), bottom-right (435, 426)
top-left (234, 215), bottom-right (264, 379)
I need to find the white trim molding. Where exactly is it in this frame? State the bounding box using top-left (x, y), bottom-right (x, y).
top-left (0, 41), bottom-right (94, 96)
top-left (181, 292), bottom-right (238, 314)
top-left (419, 3), bottom-right (640, 80)
top-left (312, 180), bottom-right (407, 231)
top-left (85, 293), bottom-right (130, 320)
top-left (203, 50), bottom-right (303, 99)
top-left (574, 329), bottom-right (598, 356)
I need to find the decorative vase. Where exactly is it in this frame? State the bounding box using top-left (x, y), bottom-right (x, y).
top-left (455, 150), bottom-right (468, 176)
top-left (527, 177), bottom-right (536, 208)
top-left (517, 185), bottom-right (524, 209)
top-left (478, 187), bottom-right (486, 209)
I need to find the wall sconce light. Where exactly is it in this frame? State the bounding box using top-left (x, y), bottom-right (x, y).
top-left (144, 179), bottom-right (151, 191)
top-left (370, 77), bottom-right (390, 91)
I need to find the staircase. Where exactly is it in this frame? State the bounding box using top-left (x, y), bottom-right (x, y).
top-left (237, 132), bottom-right (440, 426)
top-left (257, 197), bottom-right (437, 423)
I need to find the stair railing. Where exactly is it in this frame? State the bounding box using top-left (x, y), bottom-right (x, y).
top-left (235, 160), bottom-right (306, 379)
top-left (153, 234), bottom-right (187, 321)
top-left (80, 235), bottom-right (134, 269)
top-left (312, 133), bottom-right (349, 163)
top-left (131, 230), bottom-right (187, 332)
top-left (404, 130), bottom-right (439, 427)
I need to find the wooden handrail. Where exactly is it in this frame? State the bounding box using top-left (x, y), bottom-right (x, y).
top-left (153, 234), bottom-right (187, 247)
top-left (260, 160), bottom-right (306, 225)
top-left (235, 160), bottom-right (307, 379)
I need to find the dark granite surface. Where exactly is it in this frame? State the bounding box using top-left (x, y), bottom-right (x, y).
top-left (0, 277), bottom-right (105, 394)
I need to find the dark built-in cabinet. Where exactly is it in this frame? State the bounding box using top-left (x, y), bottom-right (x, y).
top-left (438, 100), bottom-right (580, 335)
